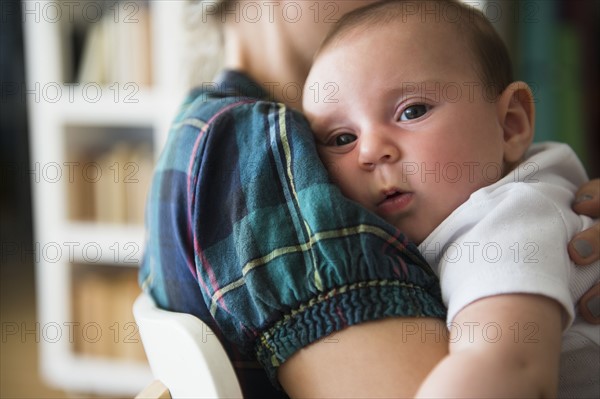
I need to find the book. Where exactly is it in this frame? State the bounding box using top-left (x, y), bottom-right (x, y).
top-left (94, 143), bottom-right (129, 223)
top-left (124, 143), bottom-right (153, 225)
top-left (77, 1), bottom-right (152, 86)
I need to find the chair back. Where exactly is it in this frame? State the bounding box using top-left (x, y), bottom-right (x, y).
top-left (133, 293), bottom-right (243, 398)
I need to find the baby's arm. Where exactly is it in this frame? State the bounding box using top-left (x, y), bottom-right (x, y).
top-left (416, 293), bottom-right (563, 398)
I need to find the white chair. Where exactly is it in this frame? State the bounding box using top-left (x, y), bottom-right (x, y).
top-left (133, 292), bottom-right (243, 399)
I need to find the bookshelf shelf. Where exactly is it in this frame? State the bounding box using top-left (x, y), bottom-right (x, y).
top-left (57, 86), bottom-right (159, 125)
top-left (62, 222), bottom-right (145, 265)
top-left (41, 355), bottom-right (152, 396)
top-left (23, 0), bottom-right (188, 395)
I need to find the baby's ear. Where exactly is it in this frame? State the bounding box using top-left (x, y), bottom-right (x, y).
top-left (497, 81), bottom-right (535, 165)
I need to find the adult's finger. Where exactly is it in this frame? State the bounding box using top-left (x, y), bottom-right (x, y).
top-left (578, 282), bottom-right (600, 325)
top-left (568, 223), bottom-right (600, 266)
top-left (572, 179), bottom-right (600, 218)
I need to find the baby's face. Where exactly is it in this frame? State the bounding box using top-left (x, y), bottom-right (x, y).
top-left (303, 18), bottom-right (507, 244)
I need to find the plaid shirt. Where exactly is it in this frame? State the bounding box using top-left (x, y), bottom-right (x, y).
top-left (139, 70), bottom-right (446, 396)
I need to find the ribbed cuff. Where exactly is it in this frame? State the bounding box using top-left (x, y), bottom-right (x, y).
top-left (255, 280), bottom-right (446, 387)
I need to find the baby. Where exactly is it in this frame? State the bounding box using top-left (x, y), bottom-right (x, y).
top-left (302, 0), bottom-right (599, 397)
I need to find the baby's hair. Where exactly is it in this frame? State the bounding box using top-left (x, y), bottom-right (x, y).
top-left (318, 0), bottom-right (513, 97)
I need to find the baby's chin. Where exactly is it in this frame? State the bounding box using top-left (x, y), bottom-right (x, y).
top-left (390, 220), bottom-right (435, 246)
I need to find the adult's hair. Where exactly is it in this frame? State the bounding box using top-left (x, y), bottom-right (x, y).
top-left (319, 0), bottom-right (513, 97)
top-left (182, 0), bottom-right (230, 88)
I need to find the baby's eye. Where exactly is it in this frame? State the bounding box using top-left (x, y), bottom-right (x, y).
top-left (399, 104), bottom-right (430, 121)
top-left (330, 133), bottom-right (357, 146)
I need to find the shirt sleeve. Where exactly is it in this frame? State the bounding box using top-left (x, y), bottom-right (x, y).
top-left (141, 95), bottom-right (447, 387)
top-left (428, 183), bottom-right (575, 327)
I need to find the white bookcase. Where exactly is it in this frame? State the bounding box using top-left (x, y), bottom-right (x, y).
top-left (22, 0), bottom-right (189, 395)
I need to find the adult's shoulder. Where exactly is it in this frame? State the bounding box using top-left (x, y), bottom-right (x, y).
top-left (175, 89), bottom-right (310, 133)
top-left (175, 69), bottom-right (311, 131)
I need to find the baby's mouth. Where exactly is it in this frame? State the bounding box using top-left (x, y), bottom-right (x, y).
top-left (376, 188), bottom-right (414, 215)
top-left (378, 189), bottom-right (404, 204)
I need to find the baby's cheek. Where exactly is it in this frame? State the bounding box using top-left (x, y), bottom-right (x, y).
top-left (322, 161), bottom-right (354, 193)
top-left (316, 150), bottom-right (336, 173)
top-left (322, 161), bottom-right (342, 183)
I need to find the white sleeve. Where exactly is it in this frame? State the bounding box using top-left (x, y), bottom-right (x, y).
top-left (430, 183), bottom-right (574, 327)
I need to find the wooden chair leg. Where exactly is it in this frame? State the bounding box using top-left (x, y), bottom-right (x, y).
top-left (135, 380), bottom-right (172, 399)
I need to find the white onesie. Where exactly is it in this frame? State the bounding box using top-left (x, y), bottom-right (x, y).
top-left (419, 142), bottom-right (599, 398)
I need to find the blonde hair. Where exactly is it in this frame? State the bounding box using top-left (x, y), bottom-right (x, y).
top-left (182, 0), bottom-right (228, 88)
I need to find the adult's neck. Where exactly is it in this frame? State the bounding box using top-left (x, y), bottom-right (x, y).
top-left (223, 20), bottom-right (310, 111)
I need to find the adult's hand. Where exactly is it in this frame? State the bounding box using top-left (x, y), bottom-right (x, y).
top-left (569, 179), bottom-right (600, 324)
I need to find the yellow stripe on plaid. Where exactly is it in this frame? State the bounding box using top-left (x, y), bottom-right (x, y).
top-left (171, 118), bottom-right (207, 130)
top-left (278, 105), bottom-right (323, 290)
top-left (209, 224), bottom-right (416, 316)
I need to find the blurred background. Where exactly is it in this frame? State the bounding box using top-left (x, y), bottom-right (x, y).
top-left (1, 0), bottom-right (598, 398)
